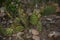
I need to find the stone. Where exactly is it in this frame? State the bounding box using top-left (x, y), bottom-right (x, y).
top-left (32, 35), bottom-right (40, 40)
top-left (32, 29), bottom-right (39, 36)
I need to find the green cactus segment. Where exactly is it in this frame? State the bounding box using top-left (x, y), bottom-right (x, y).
top-left (2, 28), bottom-right (13, 36)
top-left (30, 13), bottom-right (39, 25)
top-left (37, 21), bottom-right (42, 32)
top-left (6, 28), bottom-right (13, 36)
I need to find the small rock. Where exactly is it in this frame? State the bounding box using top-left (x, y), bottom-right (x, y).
top-left (32, 35), bottom-right (40, 40)
top-left (29, 29), bottom-right (32, 33)
top-left (17, 32), bottom-right (24, 36)
top-left (56, 16), bottom-right (60, 18)
top-left (32, 29), bottom-right (39, 36)
top-left (46, 18), bottom-right (52, 21)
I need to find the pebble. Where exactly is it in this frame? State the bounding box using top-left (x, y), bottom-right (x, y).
top-left (32, 29), bottom-right (39, 36)
top-left (32, 35), bottom-right (40, 40)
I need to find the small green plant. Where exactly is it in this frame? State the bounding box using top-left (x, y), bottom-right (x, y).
top-left (15, 26), bottom-right (24, 33)
top-left (0, 25), bottom-right (4, 35)
top-left (5, 0), bottom-right (20, 17)
top-left (41, 5), bottom-right (56, 16)
top-left (2, 28), bottom-right (13, 36)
